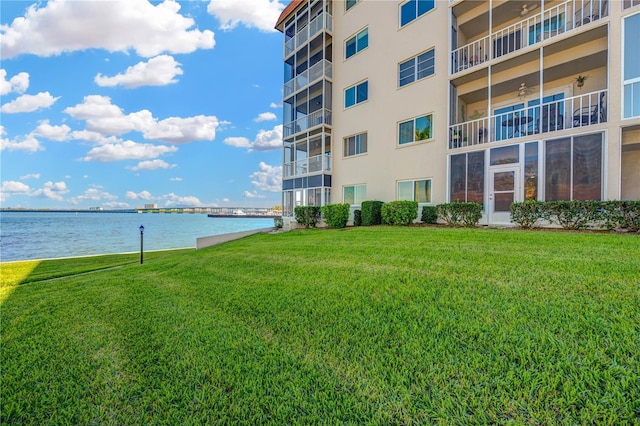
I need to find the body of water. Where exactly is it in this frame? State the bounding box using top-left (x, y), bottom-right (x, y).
top-left (0, 211), bottom-right (275, 262)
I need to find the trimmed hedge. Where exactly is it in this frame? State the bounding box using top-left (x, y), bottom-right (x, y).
top-left (321, 203), bottom-right (351, 229)
top-left (420, 205), bottom-right (438, 224)
top-left (510, 200), bottom-right (640, 232)
top-left (510, 200), bottom-right (545, 229)
top-left (294, 206), bottom-right (321, 228)
top-left (381, 201), bottom-right (418, 226)
top-left (361, 201), bottom-right (383, 226)
top-left (273, 217), bottom-right (284, 229)
top-left (353, 209), bottom-right (362, 226)
top-left (437, 202), bottom-right (483, 227)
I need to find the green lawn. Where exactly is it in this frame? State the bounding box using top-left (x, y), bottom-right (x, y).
top-left (1, 227), bottom-right (638, 424)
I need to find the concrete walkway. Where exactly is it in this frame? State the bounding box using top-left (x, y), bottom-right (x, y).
top-left (196, 227), bottom-right (275, 250)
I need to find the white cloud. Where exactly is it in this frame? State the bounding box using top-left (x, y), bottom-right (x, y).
top-left (0, 134), bottom-right (43, 152)
top-left (20, 173), bottom-right (40, 180)
top-left (170, 177), bottom-right (183, 181)
top-left (243, 190), bottom-right (266, 199)
top-left (129, 159), bottom-right (176, 171)
top-left (1, 0), bottom-right (215, 60)
top-left (207, 0), bottom-right (285, 32)
top-left (254, 112), bottom-right (277, 122)
top-left (222, 197), bottom-right (230, 203)
top-left (223, 124), bottom-right (282, 152)
top-left (33, 120), bottom-right (71, 141)
top-left (249, 161), bottom-right (282, 193)
top-left (269, 102), bottom-right (281, 108)
top-left (65, 96), bottom-right (155, 135)
top-left (31, 181), bottom-right (69, 201)
top-left (143, 115), bottom-right (219, 144)
top-left (64, 95), bottom-right (218, 143)
top-left (1, 91), bottom-right (60, 113)
top-left (252, 125), bottom-right (283, 151)
top-left (0, 180), bottom-right (30, 202)
top-left (103, 201), bottom-right (130, 209)
top-left (223, 136), bottom-right (251, 149)
top-left (126, 190), bottom-right (154, 200)
top-left (0, 69), bottom-right (29, 95)
top-left (95, 55), bottom-right (183, 88)
top-left (81, 141), bottom-right (178, 162)
top-left (69, 187), bottom-right (118, 205)
top-left (69, 130), bottom-right (122, 145)
top-left (161, 192), bottom-right (202, 207)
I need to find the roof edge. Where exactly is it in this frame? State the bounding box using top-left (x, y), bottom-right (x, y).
top-left (275, 0), bottom-right (306, 31)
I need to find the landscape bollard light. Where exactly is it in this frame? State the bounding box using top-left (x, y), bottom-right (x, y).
top-left (139, 225), bottom-right (144, 264)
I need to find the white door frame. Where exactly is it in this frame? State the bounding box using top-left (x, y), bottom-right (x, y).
top-left (488, 165), bottom-right (521, 224)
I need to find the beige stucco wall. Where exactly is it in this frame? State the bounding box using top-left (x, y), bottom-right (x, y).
top-left (331, 1), bottom-right (450, 205)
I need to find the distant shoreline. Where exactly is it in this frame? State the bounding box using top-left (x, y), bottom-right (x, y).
top-left (1, 209), bottom-right (137, 214)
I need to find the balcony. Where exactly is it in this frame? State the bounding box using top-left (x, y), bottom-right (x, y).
top-left (284, 12), bottom-right (333, 57)
top-left (284, 60), bottom-right (332, 98)
top-left (449, 89), bottom-right (607, 149)
top-left (451, 0), bottom-right (608, 75)
top-left (283, 153), bottom-right (331, 178)
top-left (623, 0), bottom-right (640, 10)
top-left (283, 108), bottom-right (332, 137)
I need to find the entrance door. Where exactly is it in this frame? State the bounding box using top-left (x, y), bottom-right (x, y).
top-left (489, 166), bottom-right (521, 224)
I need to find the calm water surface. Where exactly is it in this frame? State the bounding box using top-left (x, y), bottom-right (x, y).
top-left (0, 212), bottom-right (274, 262)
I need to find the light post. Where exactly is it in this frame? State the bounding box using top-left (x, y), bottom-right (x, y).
top-left (139, 225), bottom-right (144, 264)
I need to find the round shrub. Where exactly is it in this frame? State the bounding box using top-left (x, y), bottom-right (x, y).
top-left (321, 203), bottom-right (351, 228)
top-left (420, 205), bottom-right (438, 224)
top-left (353, 209), bottom-right (362, 226)
top-left (381, 201), bottom-right (418, 226)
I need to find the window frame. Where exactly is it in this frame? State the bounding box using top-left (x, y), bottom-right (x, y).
top-left (344, 80), bottom-right (369, 109)
top-left (397, 179), bottom-right (433, 203)
top-left (398, 113), bottom-right (434, 146)
top-left (343, 184), bottom-right (367, 205)
top-left (345, 27), bottom-right (369, 59)
top-left (399, 0), bottom-right (435, 28)
top-left (346, 0), bottom-right (360, 12)
top-left (398, 48), bottom-right (435, 87)
top-left (343, 132), bottom-right (368, 157)
top-left (623, 12), bottom-right (640, 118)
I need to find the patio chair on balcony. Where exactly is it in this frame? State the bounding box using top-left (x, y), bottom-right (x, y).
top-left (538, 104), bottom-right (564, 133)
top-left (572, 92), bottom-right (606, 127)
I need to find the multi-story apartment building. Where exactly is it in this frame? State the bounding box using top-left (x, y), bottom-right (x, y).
top-left (276, 0), bottom-right (640, 226)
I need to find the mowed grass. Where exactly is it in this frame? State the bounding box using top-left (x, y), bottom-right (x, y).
top-left (1, 226), bottom-right (638, 424)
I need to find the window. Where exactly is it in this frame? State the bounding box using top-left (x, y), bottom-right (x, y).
top-left (398, 179), bottom-right (432, 203)
top-left (450, 151), bottom-right (485, 207)
top-left (345, 81), bottom-right (368, 108)
top-left (545, 134), bottom-right (603, 201)
top-left (399, 114), bottom-right (433, 145)
top-left (624, 13), bottom-right (640, 118)
top-left (400, 0), bottom-right (435, 27)
top-left (344, 132), bottom-right (368, 157)
top-left (346, 28), bottom-right (368, 59)
top-left (399, 49), bottom-right (435, 87)
top-left (344, 184), bottom-right (366, 205)
top-left (346, 0), bottom-right (360, 11)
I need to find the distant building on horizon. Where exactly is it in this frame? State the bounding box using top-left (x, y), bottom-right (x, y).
top-left (144, 203), bottom-right (158, 209)
top-left (275, 0), bottom-right (640, 226)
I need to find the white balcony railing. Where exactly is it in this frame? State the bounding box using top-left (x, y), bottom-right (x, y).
top-left (283, 153), bottom-right (331, 178)
top-left (451, 0), bottom-right (608, 74)
top-left (283, 108), bottom-right (332, 137)
top-left (284, 12), bottom-right (333, 57)
top-left (284, 60), bottom-right (333, 98)
top-left (449, 89), bottom-right (607, 149)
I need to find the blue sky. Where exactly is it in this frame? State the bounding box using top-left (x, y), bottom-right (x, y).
top-left (1, 0), bottom-right (290, 209)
